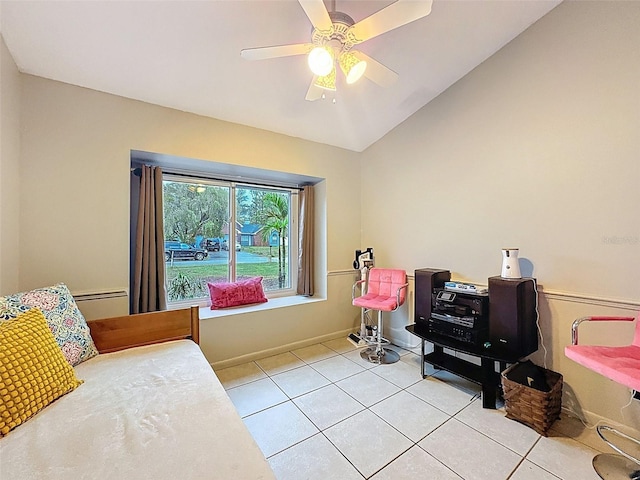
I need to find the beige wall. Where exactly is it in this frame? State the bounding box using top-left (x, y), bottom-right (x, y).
top-left (4, 0), bottom-right (639, 433)
top-left (0, 34), bottom-right (21, 295)
top-left (18, 74), bottom-right (362, 362)
top-left (362, 1), bottom-right (639, 429)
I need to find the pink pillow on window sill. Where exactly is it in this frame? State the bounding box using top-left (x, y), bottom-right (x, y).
top-left (207, 277), bottom-right (268, 310)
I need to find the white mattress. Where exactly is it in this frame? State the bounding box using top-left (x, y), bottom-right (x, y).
top-left (0, 340), bottom-right (275, 480)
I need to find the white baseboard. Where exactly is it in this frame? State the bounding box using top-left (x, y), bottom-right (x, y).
top-left (210, 327), bottom-right (355, 370)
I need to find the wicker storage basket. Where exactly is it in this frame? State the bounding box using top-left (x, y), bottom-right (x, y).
top-left (501, 363), bottom-right (563, 436)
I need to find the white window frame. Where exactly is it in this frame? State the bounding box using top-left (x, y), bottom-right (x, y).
top-left (163, 174), bottom-right (299, 308)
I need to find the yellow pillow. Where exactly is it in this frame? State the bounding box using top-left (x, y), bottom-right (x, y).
top-left (0, 308), bottom-right (83, 436)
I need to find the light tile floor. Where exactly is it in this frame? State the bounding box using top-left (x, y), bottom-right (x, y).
top-left (215, 338), bottom-right (607, 480)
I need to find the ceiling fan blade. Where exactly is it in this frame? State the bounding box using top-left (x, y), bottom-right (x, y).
top-left (305, 77), bottom-right (324, 101)
top-left (298, 0), bottom-right (333, 32)
top-left (359, 53), bottom-right (399, 88)
top-left (349, 0), bottom-right (433, 43)
top-left (241, 43), bottom-right (313, 61)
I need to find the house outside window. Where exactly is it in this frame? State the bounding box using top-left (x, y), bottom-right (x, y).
top-left (162, 175), bottom-right (298, 306)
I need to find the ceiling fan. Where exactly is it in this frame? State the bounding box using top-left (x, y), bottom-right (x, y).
top-left (240, 0), bottom-right (433, 101)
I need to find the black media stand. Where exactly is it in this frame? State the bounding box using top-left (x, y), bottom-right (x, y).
top-left (409, 269), bottom-right (538, 409)
top-left (406, 323), bottom-right (521, 409)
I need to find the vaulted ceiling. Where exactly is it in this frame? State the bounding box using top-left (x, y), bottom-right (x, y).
top-left (1, 0), bottom-right (561, 152)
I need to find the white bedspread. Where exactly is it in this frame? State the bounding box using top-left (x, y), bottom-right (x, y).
top-left (0, 340), bottom-right (275, 480)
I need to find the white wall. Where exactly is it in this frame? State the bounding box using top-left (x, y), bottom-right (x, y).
top-left (18, 74), bottom-right (362, 362)
top-left (361, 1), bottom-right (640, 429)
top-left (0, 34), bottom-right (20, 295)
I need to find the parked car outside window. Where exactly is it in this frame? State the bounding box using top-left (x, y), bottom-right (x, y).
top-left (165, 242), bottom-right (208, 261)
top-left (220, 240), bottom-right (241, 251)
top-left (200, 238), bottom-right (221, 252)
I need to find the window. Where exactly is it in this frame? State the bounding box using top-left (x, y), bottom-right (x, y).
top-left (162, 175), bottom-right (298, 306)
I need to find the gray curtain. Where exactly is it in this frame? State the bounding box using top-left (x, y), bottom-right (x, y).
top-left (297, 185), bottom-right (314, 296)
top-left (132, 165), bottom-right (167, 313)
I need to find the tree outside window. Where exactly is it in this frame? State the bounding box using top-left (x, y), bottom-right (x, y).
top-left (162, 177), bottom-right (296, 304)
top-left (260, 192), bottom-right (289, 289)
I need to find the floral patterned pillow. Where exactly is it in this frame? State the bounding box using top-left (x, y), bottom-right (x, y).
top-left (0, 283), bottom-right (98, 366)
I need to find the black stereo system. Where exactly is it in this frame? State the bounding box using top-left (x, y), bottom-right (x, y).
top-left (415, 268), bottom-right (538, 359)
top-left (429, 288), bottom-right (489, 346)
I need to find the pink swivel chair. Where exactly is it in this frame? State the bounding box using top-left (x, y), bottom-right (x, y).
top-left (352, 268), bottom-right (408, 364)
top-left (565, 313), bottom-right (640, 479)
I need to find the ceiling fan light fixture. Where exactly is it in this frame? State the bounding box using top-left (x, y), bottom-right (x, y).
top-left (314, 67), bottom-right (336, 91)
top-left (339, 51), bottom-right (367, 84)
top-left (308, 46), bottom-right (334, 76)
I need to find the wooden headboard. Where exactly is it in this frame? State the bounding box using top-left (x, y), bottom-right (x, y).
top-left (87, 306), bottom-right (200, 354)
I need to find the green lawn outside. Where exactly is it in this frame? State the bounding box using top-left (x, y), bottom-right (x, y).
top-left (166, 260), bottom-right (287, 301)
top-left (243, 246), bottom-right (281, 258)
top-left (166, 262), bottom-right (280, 279)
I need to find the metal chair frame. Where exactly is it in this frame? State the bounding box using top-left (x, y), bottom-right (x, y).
top-left (352, 274), bottom-right (408, 364)
top-left (567, 316), bottom-right (640, 480)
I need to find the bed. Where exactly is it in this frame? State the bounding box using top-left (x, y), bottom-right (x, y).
top-left (0, 306), bottom-right (276, 480)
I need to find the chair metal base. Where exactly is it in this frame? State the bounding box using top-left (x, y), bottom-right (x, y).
top-left (360, 347), bottom-right (400, 365)
top-left (593, 454), bottom-right (640, 480)
top-left (593, 425), bottom-right (640, 480)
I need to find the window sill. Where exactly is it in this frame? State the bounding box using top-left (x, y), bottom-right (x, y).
top-left (198, 295), bottom-right (325, 320)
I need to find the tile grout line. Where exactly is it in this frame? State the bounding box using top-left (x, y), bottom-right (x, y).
top-left (263, 345), bottom-right (456, 479)
top-left (317, 429), bottom-right (367, 479)
top-left (262, 344), bottom-right (416, 478)
top-left (222, 340), bottom-right (580, 480)
top-left (513, 435), bottom-right (564, 480)
top-left (309, 347), bottom-right (471, 479)
top-left (261, 343), bottom-right (372, 478)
